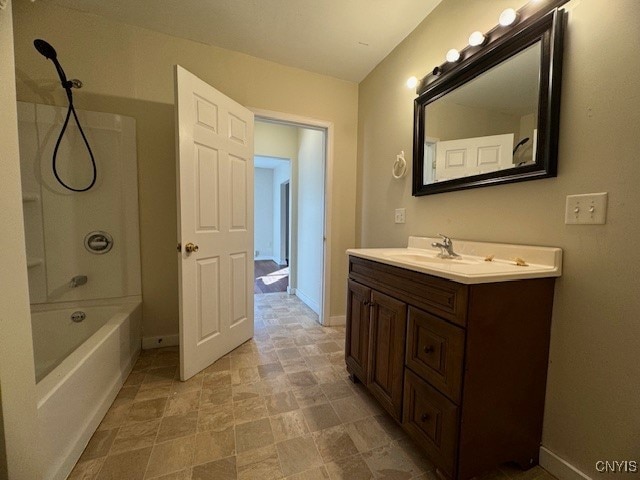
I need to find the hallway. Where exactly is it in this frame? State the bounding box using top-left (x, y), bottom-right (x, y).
top-left (69, 293), bottom-right (557, 480)
top-left (254, 261), bottom-right (289, 294)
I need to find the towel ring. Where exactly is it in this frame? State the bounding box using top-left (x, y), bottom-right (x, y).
top-left (392, 151), bottom-right (407, 179)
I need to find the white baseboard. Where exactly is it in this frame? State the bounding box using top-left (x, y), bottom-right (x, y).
top-left (324, 314), bottom-right (346, 327)
top-left (255, 255), bottom-right (276, 262)
top-left (295, 289), bottom-right (320, 315)
top-left (540, 446), bottom-right (592, 480)
top-left (142, 334), bottom-right (179, 350)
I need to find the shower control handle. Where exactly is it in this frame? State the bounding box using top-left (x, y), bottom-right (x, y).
top-left (185, 242), bottom-right (199, 254)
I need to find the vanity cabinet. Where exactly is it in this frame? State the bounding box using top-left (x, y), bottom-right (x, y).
top-left (345, 256), bottom-right (556, 480)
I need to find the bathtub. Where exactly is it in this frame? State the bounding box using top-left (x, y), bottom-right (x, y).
top-left (32, 296), bottom-right (142, 480)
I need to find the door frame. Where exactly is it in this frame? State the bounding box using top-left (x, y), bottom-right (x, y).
top-left (280, 179), bottom-right (290, 266)
top-left (250, 108), bottom-right (333, 326)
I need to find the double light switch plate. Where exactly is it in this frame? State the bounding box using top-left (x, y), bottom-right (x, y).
top-left (565, 192), bottom-right (608, 225)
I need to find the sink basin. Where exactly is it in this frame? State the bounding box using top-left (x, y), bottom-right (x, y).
top-left (385, 252), bottom-right (479, 266)
top-left (346, 236), bottom-right (563, 284)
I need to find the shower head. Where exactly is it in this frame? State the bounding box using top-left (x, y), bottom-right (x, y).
top-left (34, 39), bottom-right (58, 60)
top-left (33, 38), bottom-right (74, 92)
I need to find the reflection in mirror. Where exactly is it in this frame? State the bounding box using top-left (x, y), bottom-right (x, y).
top-left (412, 6), bottom-right (566, 196)
top-left (424, 41), bottom-right (541, 184)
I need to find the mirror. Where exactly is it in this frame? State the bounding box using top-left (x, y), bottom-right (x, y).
top-left (413, 7), bottom-right (566, 196)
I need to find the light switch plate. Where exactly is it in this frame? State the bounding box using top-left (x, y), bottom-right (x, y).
top-left (565, 192), bottom-right (608, 224)
top-left (394, 208), bottom-right (406, 224)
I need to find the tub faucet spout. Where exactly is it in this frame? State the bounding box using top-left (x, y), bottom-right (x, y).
top-left (70, 275), bottom-right (88, 288)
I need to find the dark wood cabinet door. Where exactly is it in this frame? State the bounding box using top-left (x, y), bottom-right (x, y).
top-left (345, 279), bottom-right (371, 383)
top-left (367, 290), bottom-right (407, 420)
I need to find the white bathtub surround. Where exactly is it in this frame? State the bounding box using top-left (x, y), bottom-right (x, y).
top-left (347, 236), bottom-right (562, 284)
top-left (36, 297), bottom-right (141, 480)
top-left (17, 102), bottom-right (141, 304)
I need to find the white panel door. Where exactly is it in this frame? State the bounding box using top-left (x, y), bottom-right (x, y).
top-left (435, 133), bottom-right (514, 181)
top-left (175, 65), bottom-right (254, 381)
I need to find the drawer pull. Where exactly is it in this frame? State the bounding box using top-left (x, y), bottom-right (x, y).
top-left (423, 345), bottom-right (435, 354)
top-left (421, 413), bottom-right (430, 422)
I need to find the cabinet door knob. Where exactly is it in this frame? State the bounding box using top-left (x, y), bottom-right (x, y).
top-left (421, 413), bottom-right (430, 422)
top-left (423, 345), bottom-right (435, 354)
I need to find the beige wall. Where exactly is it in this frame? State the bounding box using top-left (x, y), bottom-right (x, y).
top-left (0, 1), bottom-right (39, 478)
top-left (13, 0), bottom-right (358, 337)
top-left (357, 0), bottom-right (640, 477)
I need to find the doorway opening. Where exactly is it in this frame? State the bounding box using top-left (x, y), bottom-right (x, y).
top-left (253, 113), bottom-right (330, 323)
top-left (254, 155), bottom-right (291, 294)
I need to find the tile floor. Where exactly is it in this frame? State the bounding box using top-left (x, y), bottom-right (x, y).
top-left (69, 293), bottom-right (557, 480)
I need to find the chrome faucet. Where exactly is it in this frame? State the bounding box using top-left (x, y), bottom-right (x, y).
top-left (431, 234), bottom-right (459, 258)
top-left (70, 275), bottom-right (88, 288)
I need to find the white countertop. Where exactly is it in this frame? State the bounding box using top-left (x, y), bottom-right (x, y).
top-left (347, 237), bottom-right (562, 285)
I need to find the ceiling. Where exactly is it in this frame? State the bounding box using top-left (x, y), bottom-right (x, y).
top-left (49, 0), bottom-right (441, 82)
top-left (255, 156), bottom-right (289, 169)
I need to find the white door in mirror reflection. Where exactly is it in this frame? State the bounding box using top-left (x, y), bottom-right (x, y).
top-left (434, 133), bottom-right (513, 182)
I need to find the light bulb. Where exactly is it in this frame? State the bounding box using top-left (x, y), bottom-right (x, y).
top-left (468, 31), bottom-right (486, 47)
top-left (406, 76), bottom-right (418, 89)
top-left (499, 8), bottom-right (518, 26)
top-left (446, 49), bottom-right (460, 63)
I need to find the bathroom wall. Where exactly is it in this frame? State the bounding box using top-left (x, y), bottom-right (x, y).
top-left (357, 0), bottom-right (640, 477)
top-left (0, 1), bottom-right (39, 478)
top-left (12, 0), bottom-right (358, 338)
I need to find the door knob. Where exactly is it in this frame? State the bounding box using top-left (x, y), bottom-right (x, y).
top-left (185, 242), bottom-right (199, 254)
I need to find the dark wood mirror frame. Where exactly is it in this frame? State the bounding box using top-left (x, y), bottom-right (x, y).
top-left (412, 6), bottom-right (567, 196)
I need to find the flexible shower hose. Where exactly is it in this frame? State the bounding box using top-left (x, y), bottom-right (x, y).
top-left (52, 89), bottom-right (97, 192)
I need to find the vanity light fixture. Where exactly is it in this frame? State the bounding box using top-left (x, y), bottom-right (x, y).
top-left (468, 31), bottom-right (486, 47)
top-left (419, 0), bottom-right (564, 95)
top-left (499, 8), bottom-right (519, 26)
top-left (406, 76), bottom-right (419, 89)
top-left (446, 48), bottom-right (461, 63)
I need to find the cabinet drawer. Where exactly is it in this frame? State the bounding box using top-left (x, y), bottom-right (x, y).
top-left (403, 369), bottom-right (458, 478)
top-left (349, 256), bottom-right (468, 326)
top-left (406, 307), bottom-right (465, 403)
